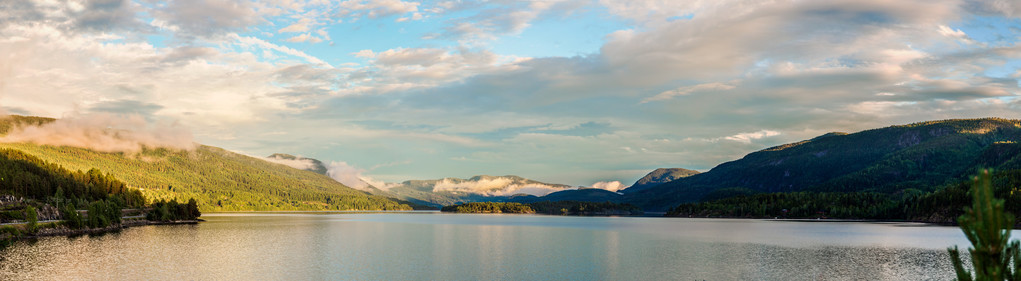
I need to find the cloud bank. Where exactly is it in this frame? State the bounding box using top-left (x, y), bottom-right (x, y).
top-left (0, 113), bottom-right (195, 154)
top-left (264, 155), bottom-right (317, 171)
top-left (326, 161), bottom-right (393, 191)
top-left (431, 177), bottom-right (570, 197)
top-left (589, 181), bottom-right (627, 192)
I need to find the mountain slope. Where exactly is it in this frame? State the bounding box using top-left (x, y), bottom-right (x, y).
top-left (628, 118), bottom-right (1021, 210)
top-left (623, 168), bottom-right (700, 194)
top-left (0, 116), bottom-right (410, 211)
top-left (0, 148), bottom-right (145, 207)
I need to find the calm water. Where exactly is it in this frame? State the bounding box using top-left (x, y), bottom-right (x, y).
top-left (0, 212), bottom-right (972, 280)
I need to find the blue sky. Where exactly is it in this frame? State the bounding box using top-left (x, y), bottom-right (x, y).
top-left (1, 0), bottom-right (1021, 187)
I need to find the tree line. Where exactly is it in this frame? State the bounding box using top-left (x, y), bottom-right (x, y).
top-left (0, 148), bottom-right (145, 208)
top-left (441, 202), bottom-right (535, 213)
top-left (666, 169), bottom-right (1021, 224)
top-left (0, 147), bottom-right (207, 246)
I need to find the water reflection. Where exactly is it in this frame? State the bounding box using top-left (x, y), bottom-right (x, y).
top-left (0, 213), bottom-right (968, 280)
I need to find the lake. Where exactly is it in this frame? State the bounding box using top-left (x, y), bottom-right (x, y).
top-left (0, 212), bottom-right (971, 280)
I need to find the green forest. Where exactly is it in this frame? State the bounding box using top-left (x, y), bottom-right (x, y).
top-left (631, 118), bottom-right (1021, 211)
top-left (441, 202), bottom-right (535, 213)
top-left (527, 201), bottom-right (643, 215)
top-left (0, 148), bottom-right (201, 245)
top-left (0, 148), bottom-right (145, 207)
top-left (0, 115), bottom-right (410, 212)
top-left (667, 169), bottom-right (1021, 224)
top-left (0, 143), bottom-right (411, 211)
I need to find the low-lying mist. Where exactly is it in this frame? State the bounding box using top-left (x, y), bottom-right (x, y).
top-left (326, 161), bottom-right (393, 191)
top-left (264, 155), bottom-right (317, 171)
top-left (432, 177), bottom-right (568, 197)
top-left (0, 113), bottom-right (195, 153)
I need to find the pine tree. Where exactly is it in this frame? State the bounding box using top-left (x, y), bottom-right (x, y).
top-left (948, 169), bottom-right (1021, 281)
top-left (24, 206), bottom-right (37, 233)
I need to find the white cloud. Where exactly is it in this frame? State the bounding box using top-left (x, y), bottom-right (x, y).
top-left (643, 81), bottom-right (738, 103)
top-left (599, 0), bottom-right (709, 25)
top-left (285, 33), bottom-right (324, 43)
top-left (232, 34), bottom-right (331, 66)
top-left (152, 0), bottom-right (259, 37)
top-left (336, 47), bottom-right (523, 95)
top-left (431, 176), bottom-right (569, 196)
top-left (396, 12), bottom-right (423, 22)
top-left (352, 49), bottom-right (376, 58)
top-left (938, 25), bottom-right (976, 45)
top-left (326, 161), bottom-right (394, 191)
top-left (589, 181), bottom-right (627, 192)
top-left (339, 0), bottom-right (420, 19)
top-left (430, 0), bottom-right (581, 43)
top-left (723, 130), bottom-right (782, 144)
top-left (264, 155), bottom-right (317, 170)
top-left (279, 18), bottom-right (312, 33)
top-left (0, 113), bottom-right (195, 154)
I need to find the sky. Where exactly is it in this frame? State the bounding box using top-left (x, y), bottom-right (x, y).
top-left (1, 0), bottom-right (1020, 187)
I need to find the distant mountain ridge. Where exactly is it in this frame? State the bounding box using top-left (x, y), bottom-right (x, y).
top-left (627, 118), bottom-right (1021, 210)
top-left (623, 168), bottom-right (700, 194)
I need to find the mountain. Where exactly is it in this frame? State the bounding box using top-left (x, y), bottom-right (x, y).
top-left (266, 153), bottom-right (328, 174)
top-left (628, 118), bottom-right (1021, 211)
top-left (623, 168), bottom-right (700, 194)
top-left (383, 175), bottom-right (574, 207)
top-left (0, 115), bottom-right (410, 211)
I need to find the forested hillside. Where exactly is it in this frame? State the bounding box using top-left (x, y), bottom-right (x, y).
top-left (0, 115), bottom-right (410, 211)
top-left (666, 169), bottom-right (1021, 225)
top-left (632, 118), bottom-right (1021, 211)
top-left (0, 148), bottom-right (144, 207)
top-left (0, 146), bottom-right (206, 245)
top-left (0, 143), bottom-right (411, 211)
top-left (623, 168), bottom-right (700, 194)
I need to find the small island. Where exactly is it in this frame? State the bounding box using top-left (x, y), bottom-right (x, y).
top-left (441, 202), bottom-right (536, 214)
top-left (441, 201), bottom-right (644, 216)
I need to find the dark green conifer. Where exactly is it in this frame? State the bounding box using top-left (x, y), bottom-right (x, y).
top-left (948, 169), bottom-right (1021, 281)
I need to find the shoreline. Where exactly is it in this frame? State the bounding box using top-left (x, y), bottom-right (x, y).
top-left (204, 210), bottom-right (438, 213)
top-left (664, 215), bottom-right (973, 227)
top-left (10, 219), bottom-right (202, 242)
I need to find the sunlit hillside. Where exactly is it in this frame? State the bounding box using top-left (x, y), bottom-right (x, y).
top-left (0, 116), bottom-right (410, 211)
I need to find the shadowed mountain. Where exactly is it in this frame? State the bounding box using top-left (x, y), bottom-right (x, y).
top-left (623, 168), bottom-right (700, 194)
top-left (627, 118), bottom-right (1021, 211)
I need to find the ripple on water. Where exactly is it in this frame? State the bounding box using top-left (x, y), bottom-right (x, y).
top-left (0, 214), bottom-right (966, 280)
